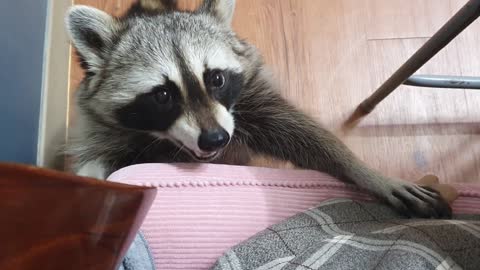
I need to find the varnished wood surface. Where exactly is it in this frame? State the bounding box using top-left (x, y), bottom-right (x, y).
top-left (70, 0), bottom-right (480, 184)
top-left (0, 163), bottom-right (157, 270)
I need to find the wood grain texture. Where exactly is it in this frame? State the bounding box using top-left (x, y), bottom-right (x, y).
top-left (69, 0), bottom-right (480, 183)
top-left (0, 163), bottom-right (156, 270)
top-left (366, 0), bottom-right (452, 40)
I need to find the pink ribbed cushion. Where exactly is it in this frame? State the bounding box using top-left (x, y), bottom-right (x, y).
top-left (108, 164), bottom-right (480, 270)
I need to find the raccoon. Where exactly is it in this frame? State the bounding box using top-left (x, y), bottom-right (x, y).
top-left (65, 0), bottom-right (451, 218)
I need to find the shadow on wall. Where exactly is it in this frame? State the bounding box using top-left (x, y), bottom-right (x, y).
top-left (0, 1), bottom-right (48, 164)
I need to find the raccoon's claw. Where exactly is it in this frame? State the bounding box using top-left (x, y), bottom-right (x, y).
top-left (384, 183), bottom-right (452, 219)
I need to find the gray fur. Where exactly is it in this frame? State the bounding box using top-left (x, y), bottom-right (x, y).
top-left (65, 0), bottom-right (451, 218)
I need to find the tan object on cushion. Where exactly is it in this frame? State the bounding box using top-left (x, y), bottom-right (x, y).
top-left (416, 174), bottom-right (459, 204)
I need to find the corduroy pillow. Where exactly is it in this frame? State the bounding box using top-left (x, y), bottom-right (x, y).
top-left (109, 164), bottom-right (480, 270)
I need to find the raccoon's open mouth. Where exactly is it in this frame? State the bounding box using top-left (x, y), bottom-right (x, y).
top-left (187, 149), bottom-right (220, 162)
top-left (169, 138), bottom-right (222, 162)
top-left (179, 146), bottom-right (220, 162)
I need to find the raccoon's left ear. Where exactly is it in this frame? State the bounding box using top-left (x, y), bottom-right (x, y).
top-left (199, 0), bottom-right (236, 26)
top-left (65, 6), bottom-right (120, 72)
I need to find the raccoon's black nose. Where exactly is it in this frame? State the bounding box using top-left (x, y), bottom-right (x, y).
top-left (198, 129), bottom-right (230, 152)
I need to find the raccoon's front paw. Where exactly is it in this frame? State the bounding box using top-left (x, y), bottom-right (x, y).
top-left (382, 181), bottom-right (452, 219)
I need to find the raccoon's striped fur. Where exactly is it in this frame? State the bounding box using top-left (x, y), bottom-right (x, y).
top-left (65, 0), bottom-right (451, 218)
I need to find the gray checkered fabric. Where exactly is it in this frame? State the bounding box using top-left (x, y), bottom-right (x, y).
top-left (212, 199), bottom-right (480, 270)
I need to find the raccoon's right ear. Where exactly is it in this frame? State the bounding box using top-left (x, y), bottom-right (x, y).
top-left (199, 0), bottom-right (236, 26)
top-left (65, 6), bottom-right (119, 71)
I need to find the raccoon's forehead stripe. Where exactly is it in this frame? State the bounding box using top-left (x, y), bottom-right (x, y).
top-left (172, 44), bottom-right (209, 106)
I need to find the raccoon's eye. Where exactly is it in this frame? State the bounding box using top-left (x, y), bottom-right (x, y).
top-left (153, 87), bottom-right (172, 105)
top-left (205, 70), bottom-right (225, 89)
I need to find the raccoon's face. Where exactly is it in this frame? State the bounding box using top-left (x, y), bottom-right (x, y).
top-left (66, 0), bottom-right (247, 161)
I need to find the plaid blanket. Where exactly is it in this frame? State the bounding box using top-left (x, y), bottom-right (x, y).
top-left (212, 199), bottom-right (480, 270)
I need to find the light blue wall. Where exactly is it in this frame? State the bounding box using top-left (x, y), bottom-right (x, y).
top-left (0, 1), bottom-right (48, 164)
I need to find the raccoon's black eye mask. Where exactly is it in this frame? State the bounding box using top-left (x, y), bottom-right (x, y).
top-left (115, 79), bottom-right (183, 132)
top-left (152, 86), bottom-right (173, 108)
top-left (205, 69), bottom-right (226, 89)
top-left (150, 79), bottom-right (181, 110)
top-left (204, 69), bottom-right (244, 109)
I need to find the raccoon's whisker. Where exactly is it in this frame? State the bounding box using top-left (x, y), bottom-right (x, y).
top-left (172, 145), bottom-right (185, 161)
top-left (234, 126), bottom-right (251, 138)
top-left (131, 137), bottom-right (162, 164)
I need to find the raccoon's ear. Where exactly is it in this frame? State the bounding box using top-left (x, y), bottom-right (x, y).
top-left (139, 0), bottom-right (177, 11)
top-left (65, 6), bottom-right (119, 71)
top-left (199, 0), bottom-right (236, 26)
